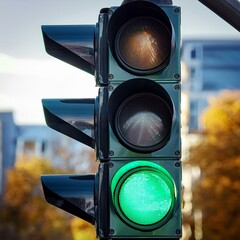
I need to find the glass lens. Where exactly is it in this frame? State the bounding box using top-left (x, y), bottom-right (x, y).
top-left (116, 93), bottom-right (172, 148)
top-left (117, 17), bottom-right (171, 70)
top-left (111, 161), bottom-right (176, 229)
top-left (119, 169), bottom-right (173, 225)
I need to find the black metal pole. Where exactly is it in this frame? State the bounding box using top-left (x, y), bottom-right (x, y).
top-left (198, 0), bottom-right (240, 31)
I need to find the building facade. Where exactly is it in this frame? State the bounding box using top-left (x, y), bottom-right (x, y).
top-left (181, 39), bottom-right (240, 240)
top-left (0, 113), bottom-right (17, 195)
top-left (0, 112), bottom-right (93, 196)
top-left (182, 39), bottom-right (240, 132)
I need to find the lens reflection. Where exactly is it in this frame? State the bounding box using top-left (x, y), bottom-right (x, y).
top-left (116, 93), bottom-right (172, 149)
top-left (117, 17), bottom-right (171, 71)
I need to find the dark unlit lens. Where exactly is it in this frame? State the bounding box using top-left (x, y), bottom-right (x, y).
top-left (116, 93), bottom-right (172, 148)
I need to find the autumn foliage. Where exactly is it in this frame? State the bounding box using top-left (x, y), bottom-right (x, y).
top-left (188, 91), bottom-right (240, 240)
top-left (0, 152), bottom-right (97, 240)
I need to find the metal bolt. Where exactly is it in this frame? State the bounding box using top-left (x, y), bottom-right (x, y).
top-left (174, 84), bottom-right (180, 91)
top-left (174, 7), bottom-right (180, 14)
top-left (108, 85), bottom-right (114, 91)
top-left (109, 150), bottom-right (114, 156)
top-left (108, 74), bottom-right (114, 80)
top-left (175, 150), bottom-right (181, 156)
top-left (175, 161), bottom-right (181, 167)
top-left (176, 229), bottom-right (181, 235)
top-left (109, 162), bottom-right (114, 168)
top-left (174, 73), bottom-right (180, 80)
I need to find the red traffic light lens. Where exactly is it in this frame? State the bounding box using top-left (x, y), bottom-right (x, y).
top-left (116, 17), bottom-right (171, 73)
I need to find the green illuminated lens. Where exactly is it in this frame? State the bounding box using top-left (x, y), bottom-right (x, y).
top-left (111, 161), bottom-right (175, 228)
top-left (120, 170), bottom-right (172, 225)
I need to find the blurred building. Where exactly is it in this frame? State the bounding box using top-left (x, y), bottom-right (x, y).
top-left (0, 113), bottom-right (17, 196)
top-left (182, 39), bottom-right (240, 132)
top-left (0, 112), bottom-right (91, 196)
top-left (181, 39), bottom-right (240, 240)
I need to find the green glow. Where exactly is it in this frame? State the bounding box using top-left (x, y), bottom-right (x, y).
top-left (111, 161), bottom-right (176, 226)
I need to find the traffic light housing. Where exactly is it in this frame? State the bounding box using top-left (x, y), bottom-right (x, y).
top-left (41, 1), bottom-right (181, 239)
top-left (104, 2), bottom-right (181, 237)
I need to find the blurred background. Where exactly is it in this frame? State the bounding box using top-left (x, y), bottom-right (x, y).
top-left (0, 0), bottom-right (239, 240)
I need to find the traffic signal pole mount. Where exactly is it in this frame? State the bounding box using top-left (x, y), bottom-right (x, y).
top-left (198, 0), bottom-right (240, 31)
top-left (40, 0), bottom-right (182, 239)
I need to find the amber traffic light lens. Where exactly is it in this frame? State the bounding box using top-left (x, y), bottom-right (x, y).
top-left (116, 17), bottom-right (171, 72)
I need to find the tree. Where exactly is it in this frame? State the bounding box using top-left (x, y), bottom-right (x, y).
top-left (0, 157), bottom-right (72, 240)
top-left (0, 143), bottom-right (99, 240)
top-left (71, 218), bottom-right (97, 240)
top-left (188, 91), bottom-right (240, 240)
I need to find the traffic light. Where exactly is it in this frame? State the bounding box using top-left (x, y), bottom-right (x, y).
top-left (105, 1), bottom-right (182, 238)
top-left (41, 1), bottom-right (181, 239)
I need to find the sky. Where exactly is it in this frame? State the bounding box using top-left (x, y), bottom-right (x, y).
top-left (0, 0), bottom-right (239, 124)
